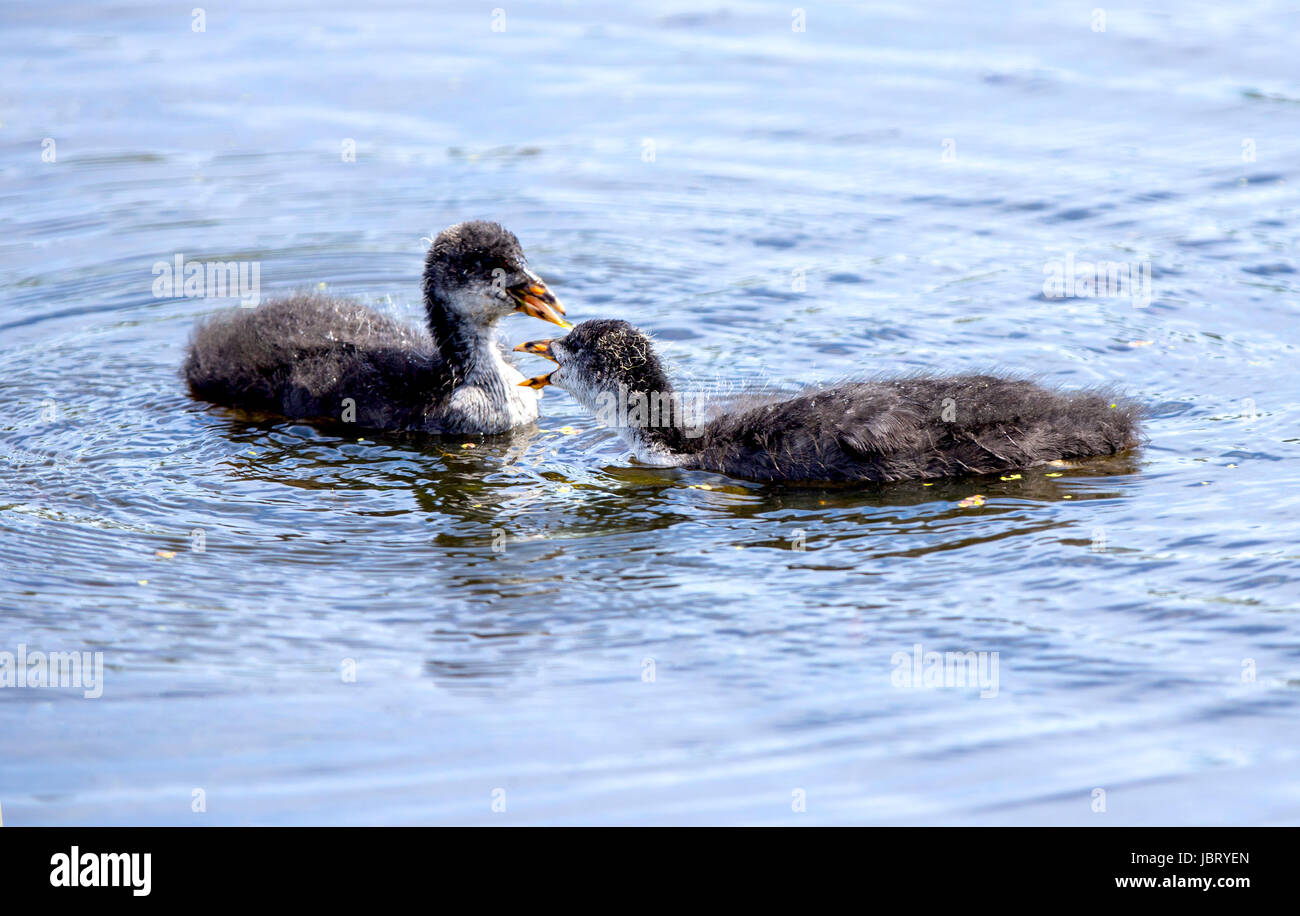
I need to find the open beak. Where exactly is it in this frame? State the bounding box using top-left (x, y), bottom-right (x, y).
top-left (512, 338), bottom-right (558, 363)
top-left (515, 337), bottom-right (557, 388)
top-left (508, 279), bottom-right (570, 329)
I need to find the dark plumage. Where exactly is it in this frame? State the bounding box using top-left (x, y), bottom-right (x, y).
top-left (517, 319), bottom-right (1143, 484)
top-left (183, 220), bottom-right (569, 434)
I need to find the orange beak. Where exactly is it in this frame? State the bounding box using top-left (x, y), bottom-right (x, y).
top-left (519, 372), bottom-right (552, 389)
top-left (508, 280), bottom-right (570, 329)
top-left (512, 338), bottom-right (558, 362)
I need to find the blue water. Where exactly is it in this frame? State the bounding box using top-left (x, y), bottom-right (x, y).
top-left (1, 0), bottom-right (1298, 824)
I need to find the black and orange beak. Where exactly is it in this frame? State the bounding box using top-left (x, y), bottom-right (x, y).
top-left (518, 372), bottom-right (552, 389)
top-left (508, 279), bottom-right (570, 329)
top-left (515, 337), bottom-right (557, 388)
top-left (512, 338), bottom-right (558, 363)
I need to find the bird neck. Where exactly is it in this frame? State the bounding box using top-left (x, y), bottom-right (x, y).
top-left (425, 296), bottom-right (507, 384)
top-left (622, 425), bottom-right (693, 467)
top-left (594, 380), bottom-right (706, 467)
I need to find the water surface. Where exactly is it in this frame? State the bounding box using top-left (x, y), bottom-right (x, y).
top-left (2, 0), bottom-right (1298, 824)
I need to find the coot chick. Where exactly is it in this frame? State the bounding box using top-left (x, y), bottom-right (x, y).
top-left (184, 221), bottom-right (569, 434)
top-left (515, 320), bottom-right (1142, 484)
